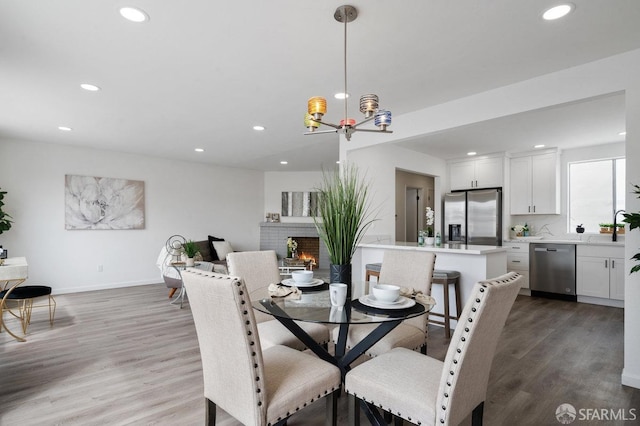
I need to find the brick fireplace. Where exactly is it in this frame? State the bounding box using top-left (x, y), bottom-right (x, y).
top-left (259, 222), bottom-right (330, 271)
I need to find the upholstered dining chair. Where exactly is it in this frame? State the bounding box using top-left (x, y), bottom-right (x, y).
top-left (182, 269), bottom-right (341, 426)
top-left (344, 272), bottom-right (523, 426)
top-left (333, 250), bottom-right (436, 357)
top-left (227, 250), bottom-right (330, 351)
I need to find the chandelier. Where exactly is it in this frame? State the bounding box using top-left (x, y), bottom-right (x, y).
top-left (304, 5), bottom-right (392, 141)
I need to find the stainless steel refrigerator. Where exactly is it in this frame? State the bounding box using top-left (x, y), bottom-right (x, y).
top-left (443, 189), bottom-right (502, 246)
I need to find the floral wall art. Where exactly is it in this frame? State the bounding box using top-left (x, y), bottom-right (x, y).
top-left (65, 174), bottom-right (145, 230)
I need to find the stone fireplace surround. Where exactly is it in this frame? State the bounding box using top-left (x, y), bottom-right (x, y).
top-left (259, 222), bottom-right (330, 272)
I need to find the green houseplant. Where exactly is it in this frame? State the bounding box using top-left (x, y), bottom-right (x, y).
top-left (182, 240), bottom-right (198, 266)
top-left (0, 187), bottom-right (12, 236)
top-left (313, 165), bottom-right (377, 297)
top-left (623, 183), bottom-right (640, 274)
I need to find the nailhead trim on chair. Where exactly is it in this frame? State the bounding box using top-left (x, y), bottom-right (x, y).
top-left (190, 270), bottom-right (340, 426)
top-left (437, 282), bottom-right (487, 425)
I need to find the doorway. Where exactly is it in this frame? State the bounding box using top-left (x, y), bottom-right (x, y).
top-left (395, 170), bottom-right (435, 242)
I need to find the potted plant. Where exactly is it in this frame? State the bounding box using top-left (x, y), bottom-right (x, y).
top-left (623, 183), bottom-right (640, 274)
top-left (425, 206), bottom-right (435, 245)
top-left (0, 187), bottom-right (13, 265)
top-left (182, 240), bottom-right (198, 267)
top-left (313, 165), bottom-right (377, 298)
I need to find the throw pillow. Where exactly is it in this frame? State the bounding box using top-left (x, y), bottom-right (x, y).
top-left (212, 241), bottom-right (234, 261)
top-left (208, 235), bottom-right (225, 261)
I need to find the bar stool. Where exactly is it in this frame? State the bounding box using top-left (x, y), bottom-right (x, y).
top-left (365, 263), bottom-right (382, 282)
top-left (429, 270), bottom-right (461, 339)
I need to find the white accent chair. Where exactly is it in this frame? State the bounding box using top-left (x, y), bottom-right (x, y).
top-left (227, 250), bottom-right (330, 351)
top-left (344, 272), bottom-right (523, 426)
top-left (182, 269), bottom-right (341, 426)
top-left (333, 250), bottom-right (436, 357)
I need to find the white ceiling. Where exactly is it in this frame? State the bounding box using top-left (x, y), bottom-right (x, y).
top-left (1, 1), bottom-right (639, 171)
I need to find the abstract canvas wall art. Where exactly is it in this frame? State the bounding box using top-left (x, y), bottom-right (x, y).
top-left (65, 175), bottom-right (145, 230)
top-left (281, 191), bottom-right (319, 217)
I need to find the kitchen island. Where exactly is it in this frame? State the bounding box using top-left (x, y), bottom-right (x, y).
top-left (352, 242), bottom-right (508, 330)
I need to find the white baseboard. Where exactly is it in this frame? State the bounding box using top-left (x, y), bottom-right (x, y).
top-left (622, 369), bottom-right (640, 389)
top-left (54, 279), bottom-right (160, 295)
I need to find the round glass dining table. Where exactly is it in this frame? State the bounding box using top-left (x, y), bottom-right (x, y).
top-left (251, 280), bottom-right (435, 380)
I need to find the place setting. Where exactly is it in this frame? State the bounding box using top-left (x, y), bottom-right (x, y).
top-left (353, 283), bottom-right (436, 314)
top-left (279, 270), bottom-right (328, 292)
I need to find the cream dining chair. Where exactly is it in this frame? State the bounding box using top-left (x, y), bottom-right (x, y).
top-left (344, 272), bottom-right (523, 426)
top-left (182, 269), bottom-right (341, 426)
top-left (227, 250), bottom-right (330, 351)
top-left (333, 250), bottom-right (436, 357)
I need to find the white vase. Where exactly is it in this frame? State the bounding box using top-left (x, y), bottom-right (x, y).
top-left (426, 237), bottom-right (435, 246)
top-left (186, 258), bottom-right (195, 267)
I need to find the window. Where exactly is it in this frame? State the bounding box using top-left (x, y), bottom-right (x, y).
top-left (569, 158), bottom-right (625, 233)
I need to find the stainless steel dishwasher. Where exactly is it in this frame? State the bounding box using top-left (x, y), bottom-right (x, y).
top-left (529, 243), bottom-right (577, 301)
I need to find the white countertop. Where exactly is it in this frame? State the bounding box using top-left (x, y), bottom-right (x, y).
top-left (0, 256), bottom-right (29, 281)
top-left (504, 238), bottom-right (624, 247)
top-left (359, 242), bottom-right (507, 255)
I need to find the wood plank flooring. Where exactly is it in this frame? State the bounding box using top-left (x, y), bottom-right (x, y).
top-left (1, 284), bottom-right (638, 425)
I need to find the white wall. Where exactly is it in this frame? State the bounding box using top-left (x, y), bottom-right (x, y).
top-left (623, 81), bottom-right (640, 389)
top-left (347, 144), bottom-right (447, 242)
top-left (264, 171), bottom-right (324, 224)
top-left (0, 139), bottom-right (263, 293)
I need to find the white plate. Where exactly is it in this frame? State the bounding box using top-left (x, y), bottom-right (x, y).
top-left (281, 278), bottom-right (325, 288)
top-left (358, 295), bottom-right (416, 310)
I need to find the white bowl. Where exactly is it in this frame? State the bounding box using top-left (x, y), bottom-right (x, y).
top-left (371, 284), bottom-right (400, 303)
top-left (291, 270), bottom-right (313, 284)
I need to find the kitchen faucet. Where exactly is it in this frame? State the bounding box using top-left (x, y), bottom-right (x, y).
top-left (613, 209), bottom-right (626, 242)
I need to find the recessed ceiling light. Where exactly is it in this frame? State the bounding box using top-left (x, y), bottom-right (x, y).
top-left (542, 4), bottom-right (574, 20)
top-left (534, 144), bottom-right (545, 148)
top-left (467, 151), bottom-right (477, 156)
top-left (58, 126), bottom-right (72, 131)
top-left (619, 131), bottom-right (627, 136)
top-left (119, 7), bottom-right (149, 23)
top-left (80, 83), bottom-right (101, 91)
top-left (334, 93), bottom-right (349, 100)
top-left (253, 125), bottom-right (265, 131)
top-left (195, 148), bottom-right (204, 152)
top-left (336, 160), bottom-right (340, 164)
top-left (280, 161), bottom-right (288, 165)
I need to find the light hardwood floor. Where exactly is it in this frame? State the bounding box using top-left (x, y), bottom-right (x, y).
top-left (1, 284), bottom-right (638, 425)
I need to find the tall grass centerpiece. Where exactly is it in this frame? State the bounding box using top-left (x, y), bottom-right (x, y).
top-left (314, 165), bottom-right (377, 297)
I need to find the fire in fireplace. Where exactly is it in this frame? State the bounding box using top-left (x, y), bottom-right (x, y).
top-left (290, 236), bottom-right (320, 268)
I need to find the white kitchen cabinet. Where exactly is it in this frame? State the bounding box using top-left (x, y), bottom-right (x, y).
top-left (506, 241), bottom-right (529, 289)
top-left (449, 156), bottom-right (503, 190)
top-left (509, 151), bottom-right (560, 215)
top-left (576, 245), bottom-right (625, 300)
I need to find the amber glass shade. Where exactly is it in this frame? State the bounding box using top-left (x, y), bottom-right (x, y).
top-left (308, 97), bottom-right (327, 120)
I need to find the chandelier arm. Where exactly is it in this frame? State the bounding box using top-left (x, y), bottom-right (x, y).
top-left (351, 115), bottom-right (376, 129)
top-left (348, 129), bottom-right (394, 134)
top-left (304, 129), bottom-right (342, 136)
top-left (314, 120), bottom-right (343, 130)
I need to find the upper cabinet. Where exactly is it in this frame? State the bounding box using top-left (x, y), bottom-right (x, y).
top-left (449, 156), bottom-right (503, 190)
top-left (510, 150), bottom-right (560, 215)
